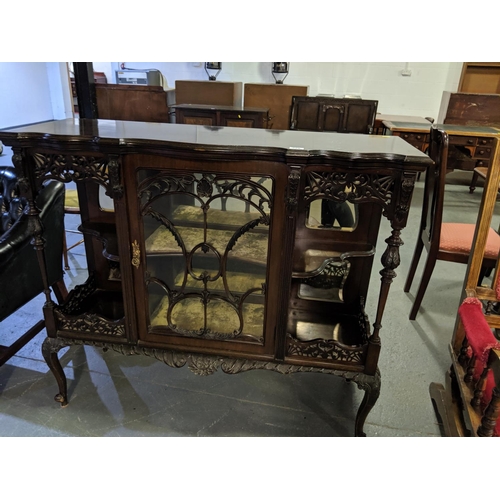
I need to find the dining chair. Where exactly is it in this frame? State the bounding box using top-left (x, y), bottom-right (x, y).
top-left (404, 126), bottom-right (500, 320)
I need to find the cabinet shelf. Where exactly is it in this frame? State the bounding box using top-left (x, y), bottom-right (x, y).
top-left (54, 275), bottom-right (126, 338)
top-left (80, 222), bottom-right (119, 262)
top-left (145, 225), bottom-right (269, 266)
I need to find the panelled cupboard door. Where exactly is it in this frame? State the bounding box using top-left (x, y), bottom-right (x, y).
top-left (293, 100), bottom-right (322, 131)
top-left (290, 96), bottom-right (377, 134)
top-left (344, 103), bottom-right (375, 134)
top-left (124, 153), bottom-right (288, 356)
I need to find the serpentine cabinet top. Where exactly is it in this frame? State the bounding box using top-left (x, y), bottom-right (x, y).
top-left (0, 118), bottom-right (431, 166)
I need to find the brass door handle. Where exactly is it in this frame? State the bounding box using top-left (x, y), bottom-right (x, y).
top-left (131, 240), bottom-right (140, 268)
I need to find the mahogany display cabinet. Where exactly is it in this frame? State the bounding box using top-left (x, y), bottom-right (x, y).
top-left (0, 119), bottom-right (432, 436)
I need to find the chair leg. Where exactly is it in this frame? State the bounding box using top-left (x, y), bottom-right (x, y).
top-left (404, 237), bottom-right (424, 293)
top-left (409, 251), bottom-right (437, 320)
top-left (62, 230), bottom-right (70, 271)
top-left (469, 170), bottom-right (479, 194)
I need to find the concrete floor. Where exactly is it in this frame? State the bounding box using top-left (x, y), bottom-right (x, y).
top-left (1, 170), bottom-right (497, 437)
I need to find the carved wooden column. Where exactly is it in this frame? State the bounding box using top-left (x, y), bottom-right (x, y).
top-left (275, 156), bottom-right (303, 361)
top-left (11, 148), bottom-right (57, 333)
top-left (366, 171), bottom-right (416, 374)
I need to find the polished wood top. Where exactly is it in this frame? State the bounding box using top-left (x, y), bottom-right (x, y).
top-left (0, 119), bottom-right (431, 164)
top-left (383, 120), bottom-right (500, 136)
top-left (376, 114), bottom-right (432, 125)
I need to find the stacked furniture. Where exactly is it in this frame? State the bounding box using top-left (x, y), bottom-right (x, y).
top-left (0, 118), bottom-right (432, 436)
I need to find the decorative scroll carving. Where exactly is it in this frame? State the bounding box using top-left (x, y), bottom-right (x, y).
top-left (108, 156), bottom-right (124, 200)
top-left (139, 173), bottom-right (273, 213)
top-left (30, 153), bottom-right (123, 199)
top-left (54, 311), bottom-right (126, 337)
top-left (286, 335), bottom-right (365, 363)
top-left (394, 174), bottom-right (416, 223)
top-left (301, 260), bottom-right (350, 290)
top-left (46, 337), bottom-right (378, 389)
top-left (57, 275), bottom-right (98, 315)
top-left (304, 171), bottom-right (396, 211)
top-left (286, 171), bottom-right (301, 209)
top-left (53, 274), bottom-right (126, 337)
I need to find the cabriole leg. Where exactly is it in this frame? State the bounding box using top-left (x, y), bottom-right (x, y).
top-left (42, 337), bottom-right (69, 407)
top-left (354, 371), bottom-right (381, 437)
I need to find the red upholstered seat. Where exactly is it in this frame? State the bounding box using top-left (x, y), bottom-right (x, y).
top-left (404, 129), bottom-right (500, 320)
top-left (458, 297), bottom-right (500, 437)
top-left (440, 223), bottom-right (500, 260)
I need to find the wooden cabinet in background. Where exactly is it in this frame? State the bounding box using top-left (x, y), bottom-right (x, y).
top-left (244, 83), bottom-right (309, 131)
top-left (437, 91), bottom-right (500, 127)
top-left (290, 96), bottom-right (378, 134)
top-left (458, 63), bottom-right (500, 94)
top-left (174, 80), bottom-right (243, 107)
top-left (95, 84), bottom-right (170, 123)
top-left (172, 104), bottom-right (269, 128)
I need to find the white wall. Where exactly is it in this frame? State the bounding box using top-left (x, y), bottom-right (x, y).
top-left (0, 62), bottom-right (72, 129)
top-left (0, 62), bottom-right (464, 135)
top-left (116, 61), bottom-right (464, 119)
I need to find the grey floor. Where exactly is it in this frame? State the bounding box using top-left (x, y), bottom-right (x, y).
top-left (1, 171), bottom-right (497, 437)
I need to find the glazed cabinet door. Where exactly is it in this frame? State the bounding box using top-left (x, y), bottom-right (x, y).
top-left (124, 153), bottom-right (288, 356)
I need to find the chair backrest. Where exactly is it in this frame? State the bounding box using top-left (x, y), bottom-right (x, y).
top-left (0, 166), bottom-right (27, 236)
top-left (422, 127), bottom-right (449, 248)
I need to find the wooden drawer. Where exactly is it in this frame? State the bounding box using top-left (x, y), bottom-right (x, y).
top-left (473, 146), bottom-right (493, 159)
top-left (399, 132), bottom-right (428, 143)
top-left (477, 137), bottom-right (495, 146)
top-left (449, 135), bottom-right (477, 146)
top-left (395, 132), bottom-right (428, 150)
top-left (475, 159), bottom-right (490, 169)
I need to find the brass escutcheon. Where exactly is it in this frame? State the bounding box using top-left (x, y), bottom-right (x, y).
top-left (131, 240), bottom-right (140, 268)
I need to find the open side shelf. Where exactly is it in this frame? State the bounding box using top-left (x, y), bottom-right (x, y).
top-left (79, 222), bottom-right (119, 261)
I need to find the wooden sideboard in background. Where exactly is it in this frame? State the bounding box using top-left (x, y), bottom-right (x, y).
top-left (458, 63), bottom-right (500, 94)
top-left (172, 104), bottom-right (269, 128)
top-left (290, 96), bottom-right (378, 134)
top-left (243, 83), bottom-right (309, 130)
top-left (437, 91), bottom-right (500, 127)
top-left (175, 80), bottom-right (243, 107)
top-left (95, 84), bottom-right (171, 123)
